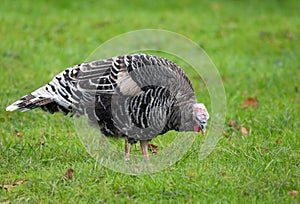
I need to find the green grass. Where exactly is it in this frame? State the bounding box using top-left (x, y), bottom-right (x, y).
top-left (1, 0), bottom-right (299, 203)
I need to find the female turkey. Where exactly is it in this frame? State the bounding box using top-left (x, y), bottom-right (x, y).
top-left (6, 54), bottom-right (209, 161)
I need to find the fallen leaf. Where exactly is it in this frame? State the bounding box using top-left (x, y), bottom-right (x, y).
top-left (13, 180), bottom-right (28, 185)
top-left (186, 194), bottom-right (193, 202)
top-left (222, 130), bottom-right (231, 138)
top-left (94, 21), bottom-right (110, 28)
top-left (14, 129), bottom-right (23, 138)
top-left (241, 97), bottom-right (259, 109)
top-left (275, 139), bottom-right (281, 145)
top-left (99, 137), bottom-right (105, 144)
top-left (288, 190), bottom-right (298, 197)
top-left (221, 76), bottom-right (228, 82)
top-left (243, 191), bottom-right (250, 196)
top-left (0, 180), bottom-right (28, 191)
top-left (188, 171), bottom-right (195, 178)
top-left (63, 168), bottom-right (74, 179)
top-left (285, 32), bottom-right (293, 39)
top-left (148, 144), bottom-right (158, 149)
top-left (148, 144), bottom-right (158, 155)
top-left (228, 120), bottom-right (240, 130)
top-left (0, 184), bottom-right (11, 191)
top-left (241, 127), bottom-right (248, 136)
top-left (262, 147), bottom-right (270, 151)
top-left (221, 170), bottom-right (226, 176)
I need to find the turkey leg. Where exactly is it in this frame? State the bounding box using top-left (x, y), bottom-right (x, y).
top-left (140, 140), bottom-right (149, 161)
top-left (124, 137), bottom-right (131, 160)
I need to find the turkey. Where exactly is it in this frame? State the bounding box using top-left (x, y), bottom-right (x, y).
top-left (6, 53), bottom-right (209, 161)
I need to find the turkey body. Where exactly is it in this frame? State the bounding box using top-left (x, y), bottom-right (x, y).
top-left (6, 54), bottom-right (201, 160)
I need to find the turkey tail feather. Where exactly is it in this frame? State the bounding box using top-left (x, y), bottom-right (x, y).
top-left (6, 89), bottom-right (54, 112)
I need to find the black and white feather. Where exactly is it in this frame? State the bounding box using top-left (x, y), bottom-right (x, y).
top-left (6, 54), bottom-right (209, 146)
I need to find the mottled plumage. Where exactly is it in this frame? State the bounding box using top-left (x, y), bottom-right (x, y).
top-left (6, 54), bottom-right (209, 160)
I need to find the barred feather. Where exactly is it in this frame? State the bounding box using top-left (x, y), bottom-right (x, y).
top-left (6, 53), bottom-right (201, 142)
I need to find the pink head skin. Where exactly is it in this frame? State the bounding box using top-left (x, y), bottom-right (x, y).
top-left (193, 103), bottom-right (209, 135)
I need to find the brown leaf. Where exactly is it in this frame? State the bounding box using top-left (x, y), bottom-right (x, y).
top-left (148, 144), bottom-right (158, 149)
top-left (14, 129), bottom-right (23, 138)
top-left (185, 194), bottom-right (193, 203)
top-left (222, 130), bottom-right (231, 138)
top-left (0, 180), bottom-right (28, 191)
top-left (148, 144), bottom-right (158, 155)
top-left (242, 191), bottom-right (250, 196)
top-left (94, 21), bottom-right (110, 28)
top-left (288, 190), bottom-right (298, 197)
top-left (228, 120), bottom-right (240, 130)
top-left (13, 180), bottom-right (28, 185)
top-left (285, 32), bottom-right (293, 39)
top-left (241, 97), bottom-right (259, 109)
top-left (220, 170), bottom-right (226, 176)
top-left (241, 127), bottom-right (248, 136)
top-left (63, 168), bottom-right (74, 179)
top-left (262, 147), bottom-right (270, 151)
top-left (275, 139), bottom-right (282, 145)
top-left (0, 184), bottom-right (12, 191)
top-left (99, 137), bottom-right (105, 144)
top-left (188, 171), bottom-right (195, 178)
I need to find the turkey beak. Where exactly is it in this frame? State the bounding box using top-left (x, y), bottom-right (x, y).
top-left (202, 130), bottom-right (206, 136)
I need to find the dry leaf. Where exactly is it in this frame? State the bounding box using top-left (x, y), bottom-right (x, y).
top-left (63, 168), bottom-right (74, 179)
top-left (188, 171), bottom-right (195, 178)
top-left (94, 21), bottom-right (110, 28)
top-left (220, 170), bottom-right (226, 176)
top-left (222, 130), bottom-right (230, 138)
top-left (241, 97), bottom-right (259, 109)
top-left (241, 127), bottom-right (248, 136)
top-left (275, 139), bottom-right (281, 145)
top-left (0, 180), bottom-right (28, 191)
top-left (148, 144), bottom-right (158, 155)
top-left (285, 32), bottom-right (293, 39)
top-left (13, 180), bottom-right (27, 185)
top-left (262, 147), bottom-right (270, 151)
top-left (288, 190), bottom-right (298, 197)
top-left (187, 194), bottom-right (193, 201)
top-left (243, 191), bottom-right (250, 196)
top-left (228, 120), bottom-right (240, 130)
top-left (99, 137), bottom-right (105, 144)
top-left (0, 184), bottom-right (11, 191)
top-left (14, 129), bottom-right (23, 138)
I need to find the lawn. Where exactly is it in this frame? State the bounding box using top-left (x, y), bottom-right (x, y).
top-left (1, 0), bottom-right (299, 203)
